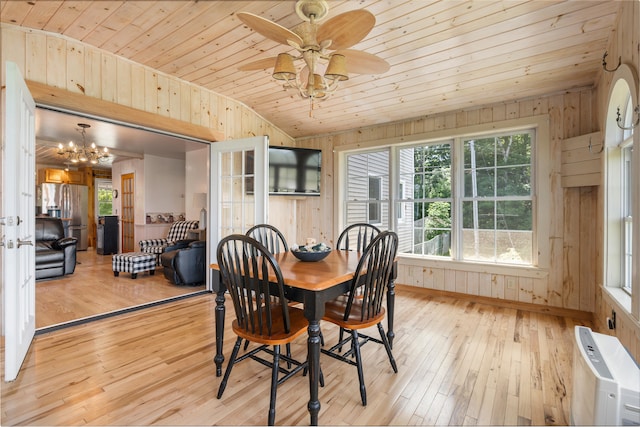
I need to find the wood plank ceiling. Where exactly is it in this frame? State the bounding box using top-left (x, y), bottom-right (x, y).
top-left (1, 0), bottom-right (619, 139)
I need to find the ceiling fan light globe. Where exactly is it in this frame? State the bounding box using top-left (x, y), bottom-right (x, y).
top-left (273, 53), bottom-right (296, 80)
top-left (324, 54), bottom-right (348, 81)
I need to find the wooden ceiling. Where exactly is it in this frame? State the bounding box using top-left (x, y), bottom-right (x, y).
top-left (1, 1), bottom-right (619, 139)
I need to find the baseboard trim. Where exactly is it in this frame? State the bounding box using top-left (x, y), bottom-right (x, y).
top-left (396, 284), bottom-right (594, 321)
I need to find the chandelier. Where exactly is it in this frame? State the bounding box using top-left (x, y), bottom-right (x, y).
top-left (57, 123), bottom-right (110, 165)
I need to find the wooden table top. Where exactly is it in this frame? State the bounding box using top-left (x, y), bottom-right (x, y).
top-left (211, 249), bottom-right (362, 292)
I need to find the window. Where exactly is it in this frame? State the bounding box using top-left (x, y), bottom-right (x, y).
top-left (344, 129), bottom-right (534, 265)
top-left (622, 143), bottom-right (633, 293)
top-left (398, 143), bottom-right (452, 256)
top-left (461, 133), bottom-right (533, 264)
top-left (96, 179), bottom-right (113, 217)
top-left (368, 176), bottom-right (382, 223)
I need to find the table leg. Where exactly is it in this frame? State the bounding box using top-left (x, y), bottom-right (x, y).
top-left (387, 274), bottom-right (396, 349)
top-left (214, 288), bottom-right (226, 377)
top-left (307, 319), bottom-right (321, 426)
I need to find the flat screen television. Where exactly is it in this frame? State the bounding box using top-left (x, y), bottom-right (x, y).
top-left (269, 146), bottom-right (321, 196)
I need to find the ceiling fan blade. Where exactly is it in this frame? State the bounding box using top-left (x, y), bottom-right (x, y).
top-left (238, 57), bottom-right (278, 71)
top-left (336, 50), bottom-right (390, 74)
top-left (237, 12), bottom-right (303, 47)
top-left (317, 10), bottom-right (375, 50)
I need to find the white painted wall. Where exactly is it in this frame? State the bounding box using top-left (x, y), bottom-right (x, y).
top-left (185, 146), bottom-right (210, 223)
top-left (144, 155), bottom-right (186, 214)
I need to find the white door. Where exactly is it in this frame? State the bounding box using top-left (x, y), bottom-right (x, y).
top-left (2, 61), bottom-right (37, 382)
top-left (209, 135), bottom-right (269, 267)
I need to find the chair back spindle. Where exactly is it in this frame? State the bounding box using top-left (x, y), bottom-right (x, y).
top-left (336, 223), bottom-right (381, 252)
top-left (246, 224), bottom-right (289, 254)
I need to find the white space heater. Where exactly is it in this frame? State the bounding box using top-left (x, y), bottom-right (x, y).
top-left (571, 326), bottom-right (640, 425)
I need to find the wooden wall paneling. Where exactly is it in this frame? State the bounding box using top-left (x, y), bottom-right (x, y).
top-left (130, 65), bottom-right (146, 111)
top-left (561, 132), bottom-right (602, 187)
top-left (144, 69), bottom-right (157, 114)
top-left (84, 48), bottom-right (102, 99)
top-left (519, 277), bottom-right (533, 304)
top-left (478, 272), bottom-right (492, 298)
top-left (116, 58), bottom-right (132, 107)
top-left (26, 31), bottom-right (47, 82)
top-left (455, 270), bottom-right (467, 294)
top-left (66, 39), bottom-right (84, 95)
top-left (208, 91), bottom-right (218, 131)
top-left (433, 267), bottom-right (445, 291)
top-left (467, 271), bottom-right (479, 295)
top-left (156, 73), bottom-right (169, 117)
top-left (101, 53), bottom-right (117, 103)
top-left (579, 187), bottom-right (596, 312)
top-left (46, 35), bottom-right (66, 88)
top-left (1, 27), bottom-right (25, 72)
top-left (491, 274), bottom-right (505, 300)
top-left (444, 269), bottom-right (456, 293)
top-left (563, 188), bottom-right (581, 310)
top-left (190, 85), bottom-right (201, 126)
top-left (199, 87), bottom-right (210, 127)
top-left (546, 94), bottom-right (565, 308)
top-left (532, 277), bottom-right (548, 305)
top-left (179, 81), bottom-right (191, 124)
top-left (216, 96), bottom-right (227, 135)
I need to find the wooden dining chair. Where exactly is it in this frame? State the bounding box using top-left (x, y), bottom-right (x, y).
top-left (321, 230), bottom-right (399, 406)
top-left (334, 222), bottom-right (381, 344)
top-left (336, 223), bottom-right (380, 252)
top-left (246, 224), bottom-right (289, 254)
top-left (216, 234), bottom-right (308, 426)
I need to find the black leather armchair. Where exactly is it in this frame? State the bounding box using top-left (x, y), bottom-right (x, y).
top-left (160, 240), bottom-right (206, 286)
top-left (35, 217), bottom-right (78, 280)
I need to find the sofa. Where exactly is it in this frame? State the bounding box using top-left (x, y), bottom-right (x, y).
top-left (160, 240), bottom-right (206, 286)
top-left (35, 217), bottom-right (78, 280)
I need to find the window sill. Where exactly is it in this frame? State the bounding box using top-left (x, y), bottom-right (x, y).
top-left (397, 254), bottom-right (548, 279)
top-left (603, 285), bottom-right (632, 314)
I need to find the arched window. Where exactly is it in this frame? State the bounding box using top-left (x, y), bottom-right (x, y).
top-left (604, 64), bottom-right (638, 316)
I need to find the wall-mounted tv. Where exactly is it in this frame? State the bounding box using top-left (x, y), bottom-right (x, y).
top-left (269, 146), bottom-right (321, 196)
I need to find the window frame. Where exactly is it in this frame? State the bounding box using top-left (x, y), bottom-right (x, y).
top-left (340, 122), bottom-right (538, 267)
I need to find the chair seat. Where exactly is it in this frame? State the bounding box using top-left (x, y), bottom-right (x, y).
top-left (233, 305), bottom-right (308, 345)
top-left (323, 298), bottom-right (385, 330)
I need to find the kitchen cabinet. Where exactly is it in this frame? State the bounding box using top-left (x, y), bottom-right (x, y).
top-left (38, 168), bottom-right (84, 185)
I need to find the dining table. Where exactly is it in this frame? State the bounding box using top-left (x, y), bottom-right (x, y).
top-left (210, 248), bottom-right (396, 426)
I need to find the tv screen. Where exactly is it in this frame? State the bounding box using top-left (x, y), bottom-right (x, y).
top-left (269, 147), bottom-right (321, 195)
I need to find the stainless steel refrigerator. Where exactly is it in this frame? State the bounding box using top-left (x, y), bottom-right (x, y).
top-left (40, 183), bottom-right (89, 250)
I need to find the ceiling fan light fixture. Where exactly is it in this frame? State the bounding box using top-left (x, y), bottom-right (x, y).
top-left (273, 53), bottom-right (296, 80)
top-left (324, 54), bottom-right (348, 81)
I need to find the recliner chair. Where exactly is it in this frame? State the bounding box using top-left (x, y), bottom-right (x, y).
top-left (35, 217), bottom-right (78, 280)
top-left (160, 240), bottom-right (206, 286)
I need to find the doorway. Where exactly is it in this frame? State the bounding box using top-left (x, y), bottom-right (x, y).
top-left (35, 107), bottom-right (211, 330)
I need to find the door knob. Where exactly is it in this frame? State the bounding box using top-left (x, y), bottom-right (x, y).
top-left (17, 239), bottom-right (33, 248)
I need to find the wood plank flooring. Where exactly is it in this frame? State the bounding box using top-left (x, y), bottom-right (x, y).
top-left (2, 285), bottom-right (591, 425)
top-left (36, 249), bottom-right (205, 329)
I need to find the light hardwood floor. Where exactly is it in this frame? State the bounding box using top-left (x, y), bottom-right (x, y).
top-left (2, 284), bottom-right (591, 425)
top-left (36, 248), bottom-right (205, 329)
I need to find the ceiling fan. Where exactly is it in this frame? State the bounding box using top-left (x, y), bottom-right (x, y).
top-left (237, 0), bottom-right (389, 107)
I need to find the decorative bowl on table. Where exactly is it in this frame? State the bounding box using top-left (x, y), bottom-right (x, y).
top-left (290, 243), bottom-right (332, 262)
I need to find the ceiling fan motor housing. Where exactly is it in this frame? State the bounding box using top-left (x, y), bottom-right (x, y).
top-left (295, 0), bottom-right (329, 22)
